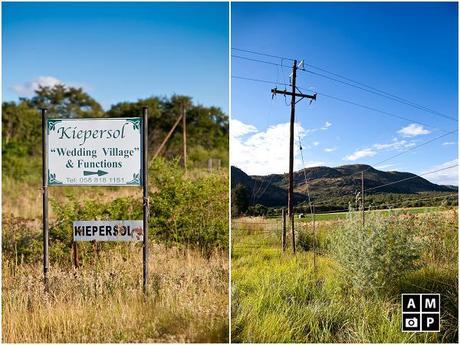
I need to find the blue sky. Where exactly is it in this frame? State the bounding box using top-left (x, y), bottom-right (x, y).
top-left (3, 2), bottom-right (229, 113)
top-left (231, 2), bottom-right (458, 185)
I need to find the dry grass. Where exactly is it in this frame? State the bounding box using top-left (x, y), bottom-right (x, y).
top-left (3, 244), bottom-right (228, 343)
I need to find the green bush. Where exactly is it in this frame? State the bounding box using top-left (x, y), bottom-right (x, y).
top-left (149, 158), bottom-right (228, 256)
top-left (330, 210), bottom-right (421, 295)
top-left (296, 229), bottom-right (316, 252)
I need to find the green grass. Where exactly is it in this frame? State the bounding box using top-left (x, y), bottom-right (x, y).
top-left (231, 209), bottom-right (458, 343)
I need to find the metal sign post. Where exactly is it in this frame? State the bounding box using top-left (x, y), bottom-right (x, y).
top-left (41, 108), bottom-right (49, 292)
top-left (142, 107), bottom-right (149, 294)
top-left (41, 108), bottom-right (149, 293)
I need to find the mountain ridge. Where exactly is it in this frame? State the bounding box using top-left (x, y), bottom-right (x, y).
top-left (231, 164), bottom-right (457, 207)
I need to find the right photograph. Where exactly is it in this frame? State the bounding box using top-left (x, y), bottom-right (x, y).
top-left (231, 2), bottom-right (458, 343)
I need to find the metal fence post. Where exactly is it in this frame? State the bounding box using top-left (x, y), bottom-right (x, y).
top-left (282, 208), bottom-right (286, 251)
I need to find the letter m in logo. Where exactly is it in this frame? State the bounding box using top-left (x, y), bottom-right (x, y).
top-left (422, 294), bottom-right (440, 312)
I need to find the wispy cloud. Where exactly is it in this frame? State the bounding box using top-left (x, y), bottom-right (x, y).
top-left (10, 76), bottom-right (63, 97)
top-left (321, 121), bottom-right (332, 130)
top-left (397, 123), bottom-right (431, 137)
top-left (344, 138), bottom-right (415, 162)
top-left (442, 141), bottom-right (456, 146)
top-left (231, 119), bottom-right (325, 175)
top-left (10, 76), bottom-right (86, 97)
top-left (373, 138), bottom-right (416, 150)
top-left (422, 159), bottom-right (458, 186)
top-left (324, 147), bottom-right (337, 153)
top-left (344, 148), bottom-right (377, 161)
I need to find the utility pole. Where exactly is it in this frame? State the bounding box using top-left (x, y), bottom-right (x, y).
top-left (271, 59), bottom-right (316, 254)
top-left (361, 171), bottom-right (365, 226)
top-left (182, 103), bottom-right (187, 172)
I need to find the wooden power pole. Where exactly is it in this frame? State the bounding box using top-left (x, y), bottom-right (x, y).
top-left (271, 59), bottom-right (316, 254)
top-left (182, 104), bottom-right (187, 172)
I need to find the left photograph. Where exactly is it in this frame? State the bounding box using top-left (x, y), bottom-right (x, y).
top-left (2, 2), bottom-right (229, 343)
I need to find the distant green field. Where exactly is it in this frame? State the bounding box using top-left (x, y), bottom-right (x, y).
top-left (298, 206), bottom-right (453, 222)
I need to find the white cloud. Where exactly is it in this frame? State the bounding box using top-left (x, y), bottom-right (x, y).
top-left (373, 138), bottom-right (415, 151)
top-left (231, 119), bottom-right (258, 138)
top-left (324, 147), bottom-right (337, 153)
top-left (313, 141), bottom-right (320, 146)
top-left (397, 123), bottom-right (431, 137)
top-left (321, 121), bottom-right (332, 130)
top-left (344, 148), bottom-right (377, 161)
top-left (231, 119), bottom-right (324, 175)
top-left (442, 141), bottom-right (455, 146)
top-left (344, 138), bottom-right (416, 162)
top-left (422, 159), bottom-right (458, 186)
top-left (10, 76), bottom-right (63, 97)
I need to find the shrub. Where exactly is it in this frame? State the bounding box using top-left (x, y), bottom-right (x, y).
top-left (329, 210), bottom-right (420, 295)
top-left (296, 228), bottom-right (316, 252)
top-left (149, 158), bottom-right (228, 256)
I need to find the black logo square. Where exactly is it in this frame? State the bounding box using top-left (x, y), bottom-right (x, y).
top-left (421, 294), bottom-right (440, 312)
top-left (402, 313), bottom-right (421, 331)
top-left (422, 313), bottom-right (440, 331)
top-left (402, 294), bottom-right (420, 312)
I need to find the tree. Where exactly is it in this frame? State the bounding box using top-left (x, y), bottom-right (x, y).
top-left (232, 183), bottom-right (250, 217)
top-left (107, 95), bottom-right (228, 164)
top-left (2, 100), bottom-right (41, 155)
top-left (25, 84), bottom-right (104, 118)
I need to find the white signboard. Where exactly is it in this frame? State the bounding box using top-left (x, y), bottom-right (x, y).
top-left (47, 118), bottom-right (142, 186)
top-left (73, 220), bottom-right (144, 241)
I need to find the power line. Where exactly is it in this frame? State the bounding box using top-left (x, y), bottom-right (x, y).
top-left (302, 69), bottom-right (457, 122)
top-left (233, 47), bottom-right (457, 122)
top-left (232, 75), bottom-right (447, 131)
top-left (298, 135), bottom-right (314, 216)
top-left (232, 54), bottom-right (285, 67)
top-left (365, 131), bottom-right (457, 170)
top-left (344, 129), bottom-right (458, 178)
top-left (317, 91), bottom-right (445, 132)
top-left (232, 48), bottom-right (294, 62)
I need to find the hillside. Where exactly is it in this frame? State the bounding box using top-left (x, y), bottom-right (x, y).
top-left (231, 164), bottom-right (457, 208)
